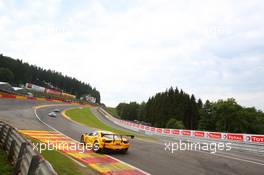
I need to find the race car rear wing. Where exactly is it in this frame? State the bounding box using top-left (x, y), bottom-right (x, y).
top-left (101, 133), bottom-right (135, 139)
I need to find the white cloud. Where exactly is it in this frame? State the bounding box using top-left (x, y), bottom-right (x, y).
top-left (0, 0), bottom-right (264, 110)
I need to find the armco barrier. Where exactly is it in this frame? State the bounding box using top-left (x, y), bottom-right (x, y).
top-left (98, 107), bottom-right (264, 151)
top-left (0, 121), bottom-right (57, 175)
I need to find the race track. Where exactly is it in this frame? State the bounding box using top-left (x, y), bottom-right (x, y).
top-left (1, 99), bottom-right (264, 175)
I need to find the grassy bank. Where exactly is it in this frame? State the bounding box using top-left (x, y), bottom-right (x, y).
top-left (0, 149), bottom-right (13, 175)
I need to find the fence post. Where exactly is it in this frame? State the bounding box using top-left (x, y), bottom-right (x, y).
top-left (8, 139), bottom-right (16, 162)
top-left (27, 155), bottom-right (41, 175)
top-left (0, 124), bottom-right (6, 145)
top-left (13, 142), bottom-right (27, 175)
top-left (4, 127), bottom-right (12, 150)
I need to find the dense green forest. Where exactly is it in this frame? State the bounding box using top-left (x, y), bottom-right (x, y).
top-left (116, 87), bottom-right (264, 134)
top-left (0, 54), bottom-right (100, 102)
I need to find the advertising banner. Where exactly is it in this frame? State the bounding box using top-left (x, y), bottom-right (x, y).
top-left (251, 136), bottom-right (264, 143)
top-left (226, 134), bottom-right (244, 141)
top-left (45, 88), bottom-right (61, 95)
top-left (208, 132), bottom-right (222, 139)
top-left (172, 129), bottom-right (180, 135)
top-left (182, 130), bottom-right (191, 136)
top-left (194, 131), bottom-right (205, 137)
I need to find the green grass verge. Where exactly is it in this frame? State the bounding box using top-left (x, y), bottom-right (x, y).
top-left (65, 107), bottom-right (154, 140)
top-left (0, 149), bottom-right (13, 175)
top-left (28, 138), bottom-right (98, 175)
top-left (106, 107), bottom-right (119, 118)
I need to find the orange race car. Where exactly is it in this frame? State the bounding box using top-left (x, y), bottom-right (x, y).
top-left (80, 130), bottom-right (134, 153)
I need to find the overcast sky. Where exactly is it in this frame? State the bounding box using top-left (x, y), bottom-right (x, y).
top-left (0, 0), bottom-right (264, 109)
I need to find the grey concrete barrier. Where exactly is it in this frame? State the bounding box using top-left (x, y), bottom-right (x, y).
top-left (0, 121), bottom-right (58, 175)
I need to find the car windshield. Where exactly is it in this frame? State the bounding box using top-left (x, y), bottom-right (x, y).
top-left (102, 133), bottom-right (121, 140)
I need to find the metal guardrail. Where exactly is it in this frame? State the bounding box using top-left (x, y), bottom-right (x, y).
top-left (0, 121), bottom-right (58, 175)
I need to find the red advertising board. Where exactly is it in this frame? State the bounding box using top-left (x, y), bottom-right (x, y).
top-left (194, 131), bottom-right (205, 137)
top-left (156, 128), bottom-right (163, 133)
top-left (227, 134), bottom-right (244, 141)
top-left (251, 136), bottom-right (264, 143)
top-left (45, 88), bottom-right (61, 95)
top-left (145, 126), bottom-right (150, 131)
top-left (182, 130), bottom-right (191, 136)
top-left (150, 127), bottom-right (155, 132)
top-left (172, 129), bottom-right (180, 135)
top-left (140, 125), bottom-right (145, 129)
top-left (208, 132), bottom-right (222, 139)
top-left (164, 129), bottom-right (171, 134)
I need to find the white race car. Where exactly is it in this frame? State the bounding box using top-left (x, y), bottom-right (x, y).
top-left (48, 112), bottom-right (57, 117)
top-left (53, 109), bottom-right (60, 112)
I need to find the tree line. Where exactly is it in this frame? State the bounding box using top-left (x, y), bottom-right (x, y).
top-left (199, 99), bottom-right (264, 134)
top-left (116, 87), bottom-right (264, 134)
top-left (0, 54), bottom-right (100, 102)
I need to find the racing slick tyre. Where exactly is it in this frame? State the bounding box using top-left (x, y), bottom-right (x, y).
top-left (80, 135), bottom-right (84, 143)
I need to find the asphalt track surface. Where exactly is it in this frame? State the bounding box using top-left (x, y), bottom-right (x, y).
top-left (1, 99), bottom-right (264, 175)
